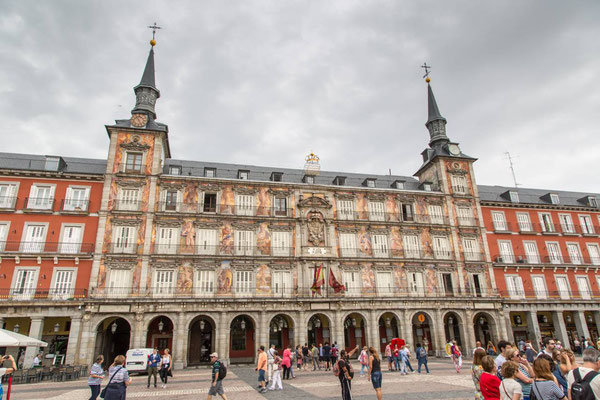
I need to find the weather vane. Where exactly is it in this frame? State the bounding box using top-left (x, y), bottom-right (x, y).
top-left (421, 62), bottom-right (431, 80)
top-left (148, 22), bottom-right (162, 46)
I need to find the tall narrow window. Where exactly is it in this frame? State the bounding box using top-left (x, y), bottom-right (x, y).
top-left (531, 276), bottom-right (547, 299)
top-left (368, 201), bottom-right (385, 221)
top-left (377, 272), bottom-right (393, 296)
top-left (164, 190), bottom-right (179, 211)
top-left (272, 271), bottom-right (292, 297)
top-left (491, 211), bottom-right (508, 231)
top-left (408, 272), bottom-right (425, 296)
top-left (402, 235), bottom-right (420, 258)
top-left (196, 270), bottom-right (215, 296)
top-left (64, 187), bottom-right (89, 211)
top-left (497, 240), bottom-right (514, 263)
top-left (516, 213), bottom-right (532, 232)
top-left (523, 241), bottom-right (540, 264)
top-left (567, 243), bottom-right (583, 264)
top-left (0, 222), bottom-right (8, 251)
top-left (343, 271), bottom-right (361, 296)
top-left (235, 230), bottom-right (255, 256)
top-left (196, 229), bottom-right (217, 255)
top-left (539, 213), bottom-right (554, 233)
top-left (441, 273), bottom-right (454, 295)
top-left (113, 226), bottom-right (136, 253)
top-left (107, 269), bottom-right (132, 297)
top-left (550, 194), bottom-right (560, 204)
top-left (0, 183), bottom-right (18, 209)
top-left (428, 205), bottom-right (444, 224)
top-left (22, 224), bottom-right (46, 253)
top-left (52, 269), bottom-right (74, 299)
top-left (462, 238), bottom-right (480, 261)
top-left (119, 189), bottom-right (139, 211)
top-left (457, 207), bottom-right (473, 225)
top-left (235, 270), bottom-right (253, 295)
top-left (450, 175), bottom-right (468, 194)
top-left (27, 184), bottom-right (54, 210)
top-left (559, 215), bottom-right (575, 234)
top-left (579, 215), bottom-right (595, 234)
top-left (505, 275), bottom-right (524, 299)
top-left (236, 194), bottom-right (255, 216)
top-left (60, 225), bottom-right (82, 254)
top-left (337, 200), bottom-right (355, 220)
top-left (401, 203), bottom-right (414, 222)
top-left (11, 268), bottom-right (38, 300)
top-left (272, 231), bottom-right (291, 256)
top-left (587, 244), bottom-right (600, 265)
top-left (546, 242), bottom-right (562, 264)
top-left (433, 236), bottom-right (451, 259)
top-left (576, 276), bottom-right (591, 300)
top-left (339, 233), bottom-right (357, 257)
top-left (125, 152), bottom-right (143, 172)
top-left (203, 193), bottom-right (217, 213)
top-left (274, 197), bottom-right (287, 216)
top-left (509, 191), bottom-right (519, 203)
top-left (372, 234), bottom-right (389, 258)
top-left (555, 276), bottom-right (570, 300)
top-left (157, 227), bottom-right (178, 254)
top-left (154, 270), bottom-right (175, 295)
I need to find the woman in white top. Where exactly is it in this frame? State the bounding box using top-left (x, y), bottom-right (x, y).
top-left (499, 361), bottom-right (523, 400)
top-left (159, 348), bottom-right (172, 388)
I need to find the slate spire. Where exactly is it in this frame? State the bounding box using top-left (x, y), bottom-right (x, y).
top-left (424, 79), bottom-right (449, 147)
top-left (131, 43), bottom-right (161, 119)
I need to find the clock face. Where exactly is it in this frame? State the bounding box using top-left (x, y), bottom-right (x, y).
top-left (448, 144), bottom-right (460, 156)
top-left (131, 114), bottom-right (148, 128)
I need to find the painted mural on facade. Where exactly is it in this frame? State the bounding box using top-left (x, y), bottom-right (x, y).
top-left (256, 264), bottom-right (271, 295)
top-left (217, 262), bottom-right (233, 294)
top-left (257, 223), bottom-right (271, 255)
top-left (177, 263), bottom-right (194, 294)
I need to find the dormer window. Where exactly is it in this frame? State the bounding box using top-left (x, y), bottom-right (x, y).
top-left (423, 183), bottom-right (432, 192)
top-left (333, 176), bottom-right (346, 186)
top-left (550, 193), bottom-right (560, 205)
top-left (270, 172), bottom-right (283, 182)
top-left (168, 166), bottom-right (181, 175)
top-left (589, 197), bottom-right (598, 208)
top-left (204, 167), bottom-right (216, 178)
top-left (238, 170), bottom-right (249, 180)
top-left (364, 178), bottom-right (376, 188)
top-left (509, 191), bottom-right (519, 203)
top-left (392, 180), bottom-right (405, 190)
top-left (304, 175), bottom-right (315, 184)
top-left (44, 156), bottom-right (61, 171)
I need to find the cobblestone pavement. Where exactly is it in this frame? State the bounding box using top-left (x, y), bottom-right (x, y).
top-left (7, 358), bottom-right (476, 400)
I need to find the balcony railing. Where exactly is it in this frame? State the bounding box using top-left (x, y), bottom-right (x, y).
top-left (337, 211), bottom-right (449, 225)
top-left (0, 196), bottom-right (17, 210)
top-left (24, 197), bottom-right (54, 211)
top-left (338, 248), bottom-right (454, 260)
top-left (457, 217), bottom-right (478, 226)
top-left (0, 241), bottom-right (94, 255)
top-left (493, 254), bottom-right (600, 266)
top-left (492, 222), bottom-right (513, 232)
top-left (108, 243), bottom-right (139, 254)
top-left (151, 244), bottom-right (294, 257)
top-left (112, 199), bottom-right (142, 212)
top-left (464, 252), bottom-right (484, 261)
top-left (90, 285), bottom-right (497, 299)
top-left (156, 202), bottom-right (293, 217)
top-left (0, 288), bottom-right (87, 301)
top-left (498, 289), bottom-right (599, 300)
top-left (60, 198), bottom-right (90, 213)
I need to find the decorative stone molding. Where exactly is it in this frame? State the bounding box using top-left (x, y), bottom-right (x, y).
top-left (233, 187), bottom-right (258, 195)
top-left (151, 262), bottom-right (179, 270)
top-left (270, 264), bottom-right (294, 270)
top-left (307, 211), bottom-right (326, 246)
top-left (396, 195), bottom-right (416, 203)
top-left (435, 266), bottom-right (455, 273)
top-left (455, 199), bottom-right (473, 207)
top-left (120, 136), bottom-right (150, 151)
top-left (340, 264), bottom-right (361, 272)
top-left (298, 196), bottom-right (332, 209)
top-left (429, 229), bottom-right (450, 236)
top-left (424, 197), bottom-right (444, 205)
top-left (193, 221), bottom-right (222, 229)
top-left (268, 188), bottom-right (293, 196)
top-left (336, 225), bottom-right (360, 233)
top-left (404, 266), bottom-right (423, 273)
top-left (107, 262), bottom-right (137, 270)
top-left (365, 193), bottom-right (386, 201)
top-left (269, 224), bottom-right (294, 231)
top-left (155, 219), bottom-right (183, 227)
top-left (116, 179), bottom-right (146, 188)
top-left (372, 265), bottom-right (394, 271)
top-left (465, 265), bottom-right (487, 272)
top-left (160, 182), bottom-right (186, 190)
top-left (192, 261), bottom-right (220, 270)
top-left (231, 263), bottom-right (257, 271)
top-left (231, 222), bottom-right (259, 230)
top-left (333, 193), bottom-right (356, 200)
top-left (111, 218), bottom-right (142, 226)
top-left (368, 227), bottom-right (390, 234)
top-left (459, 232), bottom-right (479, 238)
top-left (199, 184), bottom-right (221, 192)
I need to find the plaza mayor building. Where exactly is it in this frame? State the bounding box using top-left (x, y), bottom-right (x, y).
top-left (1, 40), bottom-right (599, 369)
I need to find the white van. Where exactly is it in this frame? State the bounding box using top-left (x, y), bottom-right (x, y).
top-left (125, 348), bottom-right (154, 373)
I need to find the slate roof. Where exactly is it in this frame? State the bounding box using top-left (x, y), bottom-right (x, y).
top-left (0, 152), bottom-right (106, 175)
top-left (478, 185), bottom-right (600, 208)
top-left (164, 159), bottom-right (424, 191)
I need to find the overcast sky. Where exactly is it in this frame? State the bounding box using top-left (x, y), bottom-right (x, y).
top-left (1, 1), bottom-right (599, 192)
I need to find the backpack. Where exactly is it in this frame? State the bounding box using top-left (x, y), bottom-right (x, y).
top-left (571, 369), bottom-right (599, 400)
top-left (331, 347), bottom-right (338, 357)
top-left (333, 360), bottom-right (340, 376)
top-left (218, 362), bottom-right (227, 380)
top-left (359, 352), bottom-right (368, 365)
top-left (419, 347), bottom-right (427, 358)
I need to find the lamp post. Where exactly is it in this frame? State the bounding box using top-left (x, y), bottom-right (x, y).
top-left (158, 320), bottom-right (164, 333)
top-left (111, 321), bottom-right (118, 334)
top-left (13, 324), bottom-right (19, 333)
top-left (54, 323), bottom-right (60, 333)
top-left (200, 320), bottom-right (205, 330)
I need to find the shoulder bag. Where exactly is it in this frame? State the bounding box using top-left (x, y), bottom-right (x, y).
top-left (100, 366), bottom-right (123, 399)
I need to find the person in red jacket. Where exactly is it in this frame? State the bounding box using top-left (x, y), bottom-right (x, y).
top-left (479, 355), bottom-right (501, 400)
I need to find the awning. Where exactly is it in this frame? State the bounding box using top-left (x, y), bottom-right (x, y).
top-left (0, 328), bottom-right (48, 347)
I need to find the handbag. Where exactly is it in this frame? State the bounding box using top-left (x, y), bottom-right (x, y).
top-left (529, 380), bottom-right (539, 400)
top-left (100, 366), bottom-right (123, 399)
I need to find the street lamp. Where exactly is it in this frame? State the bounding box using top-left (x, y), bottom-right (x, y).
top-left (565, 315), bottom-right (572, 323)
top-left (200, 320), bottom-right (205, 330)
top-left (54, 323), bottom-right (60, 333)
top-left (111, 321), bottom-right (118, 334)
top-left (158, 320), bottom-right (164, 333)
top-left (308, 321), bottom-right (313, 331)
top-left (587, 315), bottom-right (593, 323)
top-left (479, 317), bottom-right (485, 326)
top-left (448, 316), bottom-right (454, 325)
top-left (385, 317), bottom-right (391, 327)
top-left (352, 318), bottom-right (357, 327)
top-left (315, 319), bottom-right (321, 328)
top-left (13, 324), bottom-right (19, 333)
top-left (240, 319), bottom-right (246, 330)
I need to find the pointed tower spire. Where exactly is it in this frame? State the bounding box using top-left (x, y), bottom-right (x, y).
top-left (131, 37), bottom-right (161, 119)
top-left (424, 77), bottom-right (449, 147)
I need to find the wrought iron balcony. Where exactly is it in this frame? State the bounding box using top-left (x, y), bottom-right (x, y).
top-left (151, 243), bottom-right (294, 257)
top-left (0, 241), bottom-right (94, 255)
top-left (0, 288), bottom-right (87, 301)
top-left (155, 202), bottom-right (293, 217)
top-left (336, 211), bottom-right (449, 225)
top-left (60, 198), bottom-right (90, 213)
top-left (497, 289), bottom-right (598, 301)
top-left (24, 197), bottom-right (55, 211)
top-left (111, 199), bottom-right (143, 212)
top-left (493, 254), bottom-right (600, 266)
top-left (0, 195), bottom-right (17, 210)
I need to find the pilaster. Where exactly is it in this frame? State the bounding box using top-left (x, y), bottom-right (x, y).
top-left (24, 317), bottom-right (44, 367)
top-left (173, 312), bottom-right (186, 369)
top-left (526, 310), bottom-right (542, 347)
top-left (552, 311), bottom-right (570, 350)
top-left (369, 309), bottom-right (379, 350)
top-left (434, 309), bottom-right (446, 357)
top-left (573, 310), bottom-right (590, 341)
top-left (65, 316), bottom-right (82, 365)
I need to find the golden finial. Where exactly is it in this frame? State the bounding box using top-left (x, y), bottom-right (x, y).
top-left (150, 39), bottom-right (156, 47)
top-left (305, 152), bottom-right (320, 163)
top-left (148, 22), bottom-right (161, 47)
top-left (425, 77), bottom-right (431, 83)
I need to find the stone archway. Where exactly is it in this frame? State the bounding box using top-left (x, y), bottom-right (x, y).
top-left (188, 315), bottom-right (216, 365)
top-left (343, 312), bottom-right (367, 351)
top-left (474, 312), bottom-right (496, 347)
top-left (269, 314), bottom-right (295, 354)
top-left (146, 316), bottom-right (174, 354)
top-left (307, 313), bottom-right (331, 347)
top-left (229, 315), bottom-right (255, 364)
top-left (378, 312), bottom-right (401, 353)
top-left (444, 312), bottom-right (463, 348)
top-left (411, 311), bottom-right (434, 355)
top-left (94, 317), bottom-right (131, 365)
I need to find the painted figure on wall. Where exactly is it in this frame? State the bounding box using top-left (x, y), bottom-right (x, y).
top-left (358, 228), bottom-right (372, 256)
top-left (386, 195), bottom-right (399, 222)
top-left (97, 263), bottom-right (107, 289)
top-left (220, 186), bottom-right (235, 214)
top-left (219, 224), bottom-right (234, 255)
top-left (390, 228), bottom-right (403, 257)
top-left (182, 182), bottom-right (198, 213)
top-left (425, 267), bottom-right (438, 293)
top-left (181, 220), bottom-right (195, 252)
top-left (307, 211), bottom-right (325, 246)
top-left (217, 264), bottom-right (233, 294)
top-left (132, 262), bottom-right (142, 293)
top-left (102, 219), bottom-right (113, 254)
top-left (256, 223), bottom-right (271, 255)
top-left (257, 188), bottom-right (271, 216)
top-left (256, 265), bottom-right (271, 295)
top-left (177, 264), bottom-right (194, 294)
top-left (393, 268), bottom-right (406, 292)
top-left (361, 265), bottom-right (376, 295)
top-left (356, 193), bottom-right (368, 220)
top-left (107, 181), bottom-right (118, 210)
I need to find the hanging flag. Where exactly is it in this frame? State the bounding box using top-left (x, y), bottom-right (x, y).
top-left (311, 264), bottom-right (325, 295)
top-left (328, 268), bottom-right (346, 293)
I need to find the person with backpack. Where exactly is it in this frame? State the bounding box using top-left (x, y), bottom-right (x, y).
top-left (367, 346), bottom-right (383, 400)
top-left (207, 352), bottom-right (228, 400)
top-left (334, 345), bottom-right (359, 400)
top-left (359, 346), bottom-right (369, 377)
top-left (567, 347), bottom-right (600, 400)
top-left (416, 343), bottom-right (430, 374)
top-left (451, 340), bottom-right (463, 373)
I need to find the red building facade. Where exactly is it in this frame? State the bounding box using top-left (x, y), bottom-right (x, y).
top-left (0, 153), bottom-right (104, 367)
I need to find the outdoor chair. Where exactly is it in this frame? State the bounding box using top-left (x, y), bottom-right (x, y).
top-left (10, 369), bottom-right (25, 384)
top-left (64, 366), bottom-right (76, 380)
top-left (53, 367), bottom-right (66, 382)
top-left (40, 367), bottom-right (53, 381)
top-left (25, 368), bottom-right (39, 383)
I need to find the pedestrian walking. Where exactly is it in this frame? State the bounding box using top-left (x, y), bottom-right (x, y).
top-left (398, 346), bottom-right (408, 375)
top-left (367, 346), bottom-right (383, 400)
top-left (302, 344), bottom-right (309, 371)
top-left (331, 343), bottom-right (339, 368)
top-left (416, 343), bottom-right (430, 374)
top-left (311, 344), bottom-right (320, 371)
top-left (88, 355), bottom-right (105, 400)
top-left (404, 344), bottom-right (415, 373)
top-left (450, 340), bottom-right (462, 373)
top-left (256, 346), bottom-right (268, 393)
top-left (207, 352), bottom-right (228, 400)
top-left (0, 355), bottom-right (17, 400)
top-left (267, 344), bottom-right (276, 383)
top-left (359, 346), bottom-right (369, 377)
top-left (319, 343), bottom-right (324, 369)
top-left (103, 355), bottom-right (132, 400)
top-left (282, 345), bottom-right (292, 380)
top-left (159, 348), bottom-right (172, 389)
top-left (392, 345), bottom-right (401, 371)
top-left (268, 351), bottom-right (283, 390)
top-left (147, 348), bottom-right (161, 388)
top-left (384, 343), bottom-right (393, 371)
top-left (295, 345), bottom-right (303, 371)
top-left (472, 348), bottom-right (486, 399)
top-left (336, 345), bottom-right (359, 400)
top-left (323, 342), bottom-right (332, 371)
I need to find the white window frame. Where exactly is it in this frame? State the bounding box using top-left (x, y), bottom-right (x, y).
top-left (368, 201), bottom-right (385, 222)
top-left (118, 188), bottom-right (140, 211)
top-left (509, 191), bottom-right (519, 203)
top-left (154, 269), bottom-right (175, 296)
top-left (195, 269), bottom-right (215, 297)
top-left (339, 233), bottom-right (358, 257)
top-left (272, 270), bottom-right (293, 298)
top-left (160, 189), bottom-right (182, 212)
top-left (586, 243), bottom-right (600, 265)
top-left (546, 241), bottom-right (563, 264)
top-left (505, 275), bottom-right (524, 299)
top-left (376, 271), bottom-right (393, 296)
top-left (531, 275), bottom-right (548, 299)
top-left (20, 223), bottom-right (48, 253)
top-left (558, 214), bottom-right (575, 234)
top-left (0, 182), bottom-right (19, 209)
top-left (58, 223), bottom-right (84, 254)
top-left (576, 276), bottom-right (591, 300)
top-left (555, 275), bottom-right (570, 300)
top-left (372, 234), bottom-right (389, 258)
top-left (497, 240), bottom-right (515, 263)
top-left (234, 230), bottom-right (255, 256)
top-left (516, 212), bottom-right (532, 232)
top-left (539, 212), bottom-right (555, 233)
top-left (107, 268), bottom-right (132, 297)
top-left (457, 206), bottom-right (473, 226)
top-left (550, 193), bottom-right (560, 205)
top-left (271, 231), bottom-right (291, 256)
top-left (196, 228), bottom-right (217, 255)
top-left (408, 272), bottom-right (425, 296)
top-left (27, 184), bottom-right (55, 210)
top-left (343, 271), bottom-right (361, 296)
top-left (337, 199), bottom-right (355, 221)
top-left (112, 225), bottom-right (137, 254)
top-left (429, 205), bottom-right (444, 224)
top-left (0, 221), bottom-right (10, 251)
top-left (10, 267), bottom-right (39, 300)
top-left (403, 235), bottom-right (421, 258)
top-left (566, 242), bottom-right (583, 265)
top-left (523, 241), bottom-right (540, 264)
top-left (450, 175), bottom-right (468, 194)
top-left (235, 270), bottom-right (254, 297)
top-left (50, 267), bottom-right (77, 300)
top-left (432, 236), bottom-right (451, 259)
top-left (235, 194), bottom-right (255, 216)
top-left (491, 211), bottom-right (508, 231)
top-left (579, 215), bottom-right (595, 235)
top-left (462, 237), bottom-right (480, 261)
top-left (63, 186), bottom-right (90, 212)
top-left (156, 226), bottom-right (179, 255)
